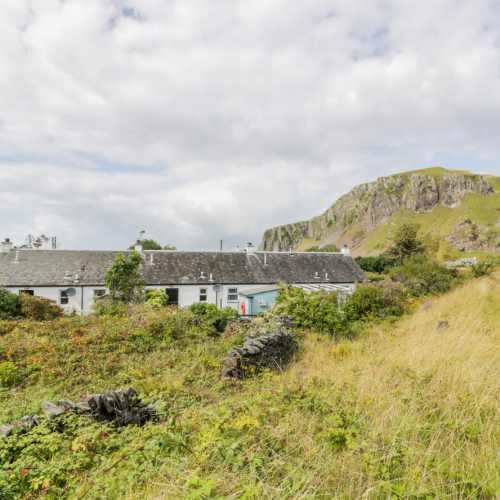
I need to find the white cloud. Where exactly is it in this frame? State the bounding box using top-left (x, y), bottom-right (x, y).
top-left (1, 0), bottom-right (500, 249)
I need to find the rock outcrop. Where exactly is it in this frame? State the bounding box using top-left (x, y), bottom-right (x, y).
top-left (259, 169), bottom-right (496, 252)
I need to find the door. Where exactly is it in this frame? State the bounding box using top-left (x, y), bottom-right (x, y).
top-left (166, 288), bottom-right (179, 305)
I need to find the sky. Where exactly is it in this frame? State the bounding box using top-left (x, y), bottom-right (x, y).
top-left (1, 0), bottom-right (500, 251)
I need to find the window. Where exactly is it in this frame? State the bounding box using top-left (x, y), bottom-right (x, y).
top-left (60, 290), bottom-right (69, 305)
top-left (19, 290), bottom-right (34, 296)
top-left (228, 288), bottom-right (238, 302)
top-left (94, 289), bottom-right (107, 297)
top-left (166, 288), bottom-right (179, 305)
top-left (199, 288), bottom-right (207, 302)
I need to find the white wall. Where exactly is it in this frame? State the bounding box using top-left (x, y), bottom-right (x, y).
top-left (5, 282), bottom-right (355, 313)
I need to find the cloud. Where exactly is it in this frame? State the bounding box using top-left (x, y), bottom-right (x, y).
top-left (1, 0), bottom-right (500, 249)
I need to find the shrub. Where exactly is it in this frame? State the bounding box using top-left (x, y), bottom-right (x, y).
top-left (104, 251), bottom-right (146, 303)
top-left (0, 287), bottom-right (22, 319)
top-left (388, 255), bottom-right (458, 296)
top-left (471, 261), bottom-right (494, 277)
top-left (92, 297), bottom-right (128, 317)
top-left (18, 294), bottom-right (63, 320)
top-left (145, 289), bottom-right (169, 308)
top-left (0, 361), bottom-right (20, 388)
top-left (355, 255), bottom-right (394, 274)
top-left (189, 303), bottom-right (238, 333)
top-left (305, 244), bottom-right (340, 252)
top-left (343, 279), bottom-right (411, 321)
top-left (270, 286), bottom-right (344, 335)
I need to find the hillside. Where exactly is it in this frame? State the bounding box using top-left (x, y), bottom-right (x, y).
top-left (259, 167), bottom-right (500, 260)
top-left (1, 275), bottom-right (500, 497)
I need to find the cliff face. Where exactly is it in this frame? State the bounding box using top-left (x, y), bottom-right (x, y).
top-left (259, 169), bottom-right (495, 252)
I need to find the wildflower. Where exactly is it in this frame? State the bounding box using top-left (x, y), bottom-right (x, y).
top-left (21, 469), bottom-right (29, 475)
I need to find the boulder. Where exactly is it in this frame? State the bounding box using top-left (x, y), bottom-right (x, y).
top-left (42, 401), bottom-right (66, 420)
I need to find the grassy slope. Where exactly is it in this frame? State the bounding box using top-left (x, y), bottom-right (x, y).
top-left (2, 276), bottom-right (500, 498)
top-left (353, 190), bottom-right (500, 259)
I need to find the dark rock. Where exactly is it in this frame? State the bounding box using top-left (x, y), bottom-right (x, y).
top-left (123, 387), bottom-right (139, 399)
top-left (437, 321), bottom-right (449, 331)
top-left (42, 401), bottom-right (65, 420)
top-left (0, 425), bottom-right (13, 437)
top-left (57, 399), bottom-right (76, 410)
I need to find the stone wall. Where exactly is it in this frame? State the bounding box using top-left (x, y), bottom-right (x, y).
top-left (222, 316), bottom-right (299, 379)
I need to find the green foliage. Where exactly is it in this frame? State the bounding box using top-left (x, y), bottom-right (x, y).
top-left (145, 289), bottom-right (169, 308)
top-left (305, 244), bottom-right (340, 252)
top-left (0, 362), bottom-right (19, 388)
top-left (386, 223), bottom-right (427, 262)
top-left (18, 294), bottom-right (63, 320)
top-left (104, 251), bottom-right (146, 303)
top-left (189, 302), bottom-right (238, 333)
top-left (271, 286), bottom-right (344, 334)
top-left (0, 287), bottom-right (22, 319)
top-left (343, 280), bottom-right (411, 321)
top-left (472, 260), bottom-right (494, 277)
top-left (389, 254), bottom-right (459, 296)
top-left (92, 297), bottom-right (128, 317)
top-left (355, 255), bottom-right (394, 274)
top-left (127, 239), bottom-right (177, 251)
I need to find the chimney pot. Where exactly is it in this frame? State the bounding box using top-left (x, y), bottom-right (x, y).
top-left (1, 239), bottom-right (13, 252)
top-left (134, 239), bottom-right (143, 252)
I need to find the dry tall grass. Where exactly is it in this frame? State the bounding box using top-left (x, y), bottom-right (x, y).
top-left (139, 276), bottom-right (500, 499)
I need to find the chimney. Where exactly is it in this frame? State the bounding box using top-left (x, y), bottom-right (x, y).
top-left (246, 242), bottom-right (254, 253)
top-left (341, 245), bottom-right (350, 256)
top-left (1, 238), bottom-right (13, 252)
top-left (14, 251), bottom-right (19, 263)
top-left (134, 239), bottom-right (143, 252)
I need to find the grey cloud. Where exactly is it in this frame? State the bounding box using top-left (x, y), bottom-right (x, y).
top-left (1, 0), bottom-right (500, 250)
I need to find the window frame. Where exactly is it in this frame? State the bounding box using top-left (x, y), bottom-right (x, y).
top-left (227, 287), bottom-right (238, 302)
top-left (199, 287), bottom-right (208, 302)
top-left (93, 289), bottom-right (107, 297)
top-left (60, 289), bottom-right (69, 306)
top-left (19, 290), bottom-right (34, 296)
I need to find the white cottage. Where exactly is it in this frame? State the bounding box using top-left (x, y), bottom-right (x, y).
top-left (0, 240), bottom-right (367, 314)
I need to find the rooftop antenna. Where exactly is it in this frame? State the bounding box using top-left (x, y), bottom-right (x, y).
top-left (138, 230), bottom-right (146, 241)
top-left (219, 239), bottom-right (225, 251)
top-left (51, 237), bottom-right (57, 249)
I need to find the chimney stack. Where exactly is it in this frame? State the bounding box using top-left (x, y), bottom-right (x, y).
top-left (341, 244), bottom-right (350, 256)
top-left (246, 242), bottom-right (254, 253)
top-left (1, 238), bottom-right (13, 252)
top-left (134, 239), bottom-right (143, 252)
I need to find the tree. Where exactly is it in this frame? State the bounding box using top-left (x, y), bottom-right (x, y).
top-left (386, 223), bottom-right (426, 262)
top-left (104, 251), bottom-right (146, 303)
top-left (19, 234), bottom-right (50, 249)
top-left (127, 239), bottom-right (177, 251)
top-left (0, 287), bottom-right (22, 319)
top-left (305, 244), bottom-right (340, 252)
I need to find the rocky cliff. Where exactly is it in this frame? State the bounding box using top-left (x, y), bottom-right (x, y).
top-left (259, 168), bottom-right (498, 255)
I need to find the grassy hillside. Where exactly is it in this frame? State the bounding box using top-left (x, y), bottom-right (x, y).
top-left (1, 275), bottom-right (500, 498)
top-left (261, 167), bottom-right (500, 259)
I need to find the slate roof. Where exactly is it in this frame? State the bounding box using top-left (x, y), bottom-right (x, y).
top-left (0, 250), bottom-right (367, 287)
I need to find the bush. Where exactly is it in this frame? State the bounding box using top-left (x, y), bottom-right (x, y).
top-left (18, 294), bottom-right (63, 320)
top-left (305, 244), bottom-right (340, 252)
top-left (0, 361), bottom-right (20, 388)
top-left (145, 289), bottom-right (169, 308)
top-left (388, 255), bottom-right (458, 296)
top-left (92, 297), bottom-right (128, 317)
top-left (343, 279), bottom-right (411, 321)
top-left (189, 303), bottom-right (238, 333)
top-left (355, 255), bottom-right (394, 274)
top-left (270, 286), bottom-right (344, 335)
top-left (0, 287), bottom-right (22, 319)
top-left (471, 261), bottom-right (494, 277)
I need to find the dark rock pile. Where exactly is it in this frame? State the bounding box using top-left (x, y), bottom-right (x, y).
top-left (0, 387), bottom-right (156, 438)
top-left (222, 316), bottom-right (299, 379)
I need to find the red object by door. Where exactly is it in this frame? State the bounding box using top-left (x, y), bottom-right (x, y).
top-left (240, 302), bottom-right (246, 315)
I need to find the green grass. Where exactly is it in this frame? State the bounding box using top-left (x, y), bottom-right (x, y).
top-left (2, 276), bottom-right (500, 498)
